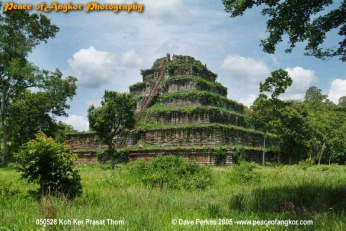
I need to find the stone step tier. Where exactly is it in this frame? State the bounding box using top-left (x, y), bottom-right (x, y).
top-left (136, 91), bottom-right (243, 113)
top-left (130, 75), bottom-right (227, 98)
top-left (128, 147), bottom-right (277, 165)
top-left (158, 91), bottom-right (245, 114)
top-left (145, 107), bottom-right (251, 127)
top-left (129, 148), bottom-right (233, 166)
top-left (167, 62), bottom-right (217, 82)
top-left (136, 124), bottom-right (273, 148)
top-left (162, 75), bottom-right (227, 97)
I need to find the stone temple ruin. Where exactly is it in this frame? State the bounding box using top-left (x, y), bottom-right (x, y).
top-left (65, 54), bottom-right (276, 165)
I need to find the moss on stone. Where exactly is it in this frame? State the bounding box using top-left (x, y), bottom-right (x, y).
top-left (129, 143), bottom-right (267, 152)
top-left (159, 90), bottom-right (245, 113)
top-left (163, 75), bottom-right (227, 96)
top-left (135, 122), bottom-right (271, 136)
top-left (129, 82), bottom-right (147, 93)
top-left (167, 62), bottom-right (217, 81)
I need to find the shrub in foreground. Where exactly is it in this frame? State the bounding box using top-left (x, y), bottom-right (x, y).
top-left (230, 161), bottom-right (261, 183)
top-left (16, 132), bottom-right (82, 198)
top-left (128, 155), bottom-right (213, 190)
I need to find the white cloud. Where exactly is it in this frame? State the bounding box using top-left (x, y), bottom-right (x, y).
top-left (67, 47), bottom-right (117, 88)
top-left (219, 56), bottom-right (319, 106)
top-left (122, 49), bottom-right (144, 68)
top-left (328, 79), bottom-right (346, 104)
top-left (281, 66), bottom-right (317, 100)
top-left (239, 94), bottom-right (257, 107)
top-left (221, 55), bottom-right (270, 79)
top-left (62, 115), bottom-right (89, 132)
top-left (267, 54), bottom-right (279, 66)
top-left (219, 55), bottom-right (270, 107)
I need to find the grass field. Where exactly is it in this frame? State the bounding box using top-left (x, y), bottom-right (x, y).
top-left (0, 162), bottom-right (345, 230)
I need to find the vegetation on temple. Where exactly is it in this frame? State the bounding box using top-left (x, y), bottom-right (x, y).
top-left (163, 75), bottom-right (227, 96)
top-left (129, 81), bottom-right (147, 93)
top-left (159, 90), bottom-right (244, 113)
top-left (144, 104), bottom-right (249, 127)
top-left (167, 62), bottom-right (217, 81)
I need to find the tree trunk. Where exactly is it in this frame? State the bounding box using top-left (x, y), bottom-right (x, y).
top-left (111, 157), bottom-right (116, 169)
top-left (278, 152), bottom-right (281, 164)
top-left (2, 126), bottom-right (7, 165)
top-left (107, 143), bottom-right (116, 169)
top-left (40, 182), bottom-right (48, 197)
top-left (1, 96), bottom-right (7, 165)
top-left (318, 141), bottom-right (326, 165)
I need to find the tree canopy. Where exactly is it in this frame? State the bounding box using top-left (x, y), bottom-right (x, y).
top-left (251, 81), bottom-right (346, 164)
top-left (0, 3), bottom-right (76, 164)
top-left (88, 91), bottom-right (136, 165)
top-left (260, 69), bottom-right (292, 100)
top-left (223, 0), bottom-right (346, 61)
top-left (7, 70), bottom-right (77, 153)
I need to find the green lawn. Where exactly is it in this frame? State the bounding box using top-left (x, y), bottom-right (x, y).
top-left (0, 163), bottom-right (345, 230)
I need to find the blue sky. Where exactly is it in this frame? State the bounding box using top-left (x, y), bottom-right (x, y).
top-left (24, 0), bottom-right (345, 131)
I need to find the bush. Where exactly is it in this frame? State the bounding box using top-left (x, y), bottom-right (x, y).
top-left (128, 155), bottom-right (213, 190)
top-left (232, 148), bottom-right (245, 165)
top-left (230, 161), bottom-right (261, 183)
top-left (16, 132), bottom-right (82, 198)
top-left (298, 158), bottom-right (315, 170)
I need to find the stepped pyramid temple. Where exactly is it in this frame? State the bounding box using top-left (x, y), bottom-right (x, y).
top-left (65, 54), bottom-right (276, 165)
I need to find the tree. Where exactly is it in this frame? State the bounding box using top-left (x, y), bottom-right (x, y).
top-left (223, 0), bottom-right (346, 62)
top-left (251, 93), bottom-right (278, 133)
top-left (6, 70), bottom-right (77, 155)
top-left (305, 86), bottom-right (327, 103)
top-left (303, 86), bottom-right (338, 164)
top-left (0, 3), bottom-right (60, 164)
top-left (252, 98), bottom-right (313, 164)
top-left (279, 101), bottom-right (314, 163)
top-left (258, 69), bottom-right (292, 132)
top-left (327, 121), bottom-right (346, 164)
top-left (252, 82), bottom-right (345, 164)
top-left (339, 96), bottom-right (346, 108)
top-left (88, 91), bottom-right (136, 166)
top-left (251, 70), bottom-right (313, 164)
top-left (16, 132), bottom-right (82, 198)
top-left (260, 69), bottom-right (292, 100)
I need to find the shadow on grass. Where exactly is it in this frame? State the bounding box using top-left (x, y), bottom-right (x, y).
top-left (230, 183), bottom-right (346, 214)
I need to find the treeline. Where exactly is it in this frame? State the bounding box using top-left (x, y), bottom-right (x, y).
top-left (248, 70), bottom-right (346, 164)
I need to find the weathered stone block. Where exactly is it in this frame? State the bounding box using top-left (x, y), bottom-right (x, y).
top-left (137, 125), bottom-right (270, 148)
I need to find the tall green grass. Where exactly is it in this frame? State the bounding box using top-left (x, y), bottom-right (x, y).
top-left (0, 162), bottom-right (345, 230)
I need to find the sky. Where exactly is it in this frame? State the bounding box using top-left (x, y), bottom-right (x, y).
top-left (20, 0), bottom-right (346, 131)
